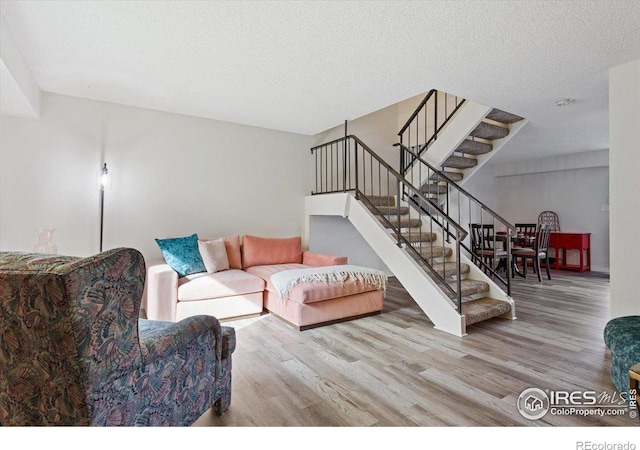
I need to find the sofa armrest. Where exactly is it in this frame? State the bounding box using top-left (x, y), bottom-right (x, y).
top-left (302, 251), bottom-right (348, 267)
top-left (146, 263), bottom-right (179, 322)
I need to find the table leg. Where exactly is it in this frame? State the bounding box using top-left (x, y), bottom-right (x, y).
top-left (579, 247), bottom-right (584, 272)
top-left (512, 256), bottom-right (525, 278)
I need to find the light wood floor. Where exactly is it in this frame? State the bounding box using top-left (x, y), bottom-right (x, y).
top-left (194, 269), bottom-right (637, 427)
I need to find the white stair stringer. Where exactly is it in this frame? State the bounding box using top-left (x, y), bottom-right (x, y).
top-left (305, 192), bottom-right (466, 337)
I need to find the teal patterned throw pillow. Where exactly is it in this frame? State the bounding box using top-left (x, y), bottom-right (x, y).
top-left (155, 233), bottom-right (206, 277)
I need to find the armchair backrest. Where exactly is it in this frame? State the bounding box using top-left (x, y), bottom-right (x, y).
top-left (0, 248), bottom-right (146, 425)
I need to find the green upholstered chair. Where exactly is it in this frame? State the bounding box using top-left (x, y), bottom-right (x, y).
top-left (604, 315), bottom-right (640, 397)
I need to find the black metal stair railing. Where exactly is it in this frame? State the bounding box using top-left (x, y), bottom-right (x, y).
top-left (398, 89), bottom-right (465, 174)
top-left (311, 135), bottom-right (468, 312)
top-left (395, 142), bottom-right (515, 296)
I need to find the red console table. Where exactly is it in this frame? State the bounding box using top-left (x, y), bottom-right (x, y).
top-left (548, 232), bottom-right (591, 272)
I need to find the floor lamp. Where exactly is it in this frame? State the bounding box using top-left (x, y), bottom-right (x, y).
top-left (99, 163), bottom-right (109, 252)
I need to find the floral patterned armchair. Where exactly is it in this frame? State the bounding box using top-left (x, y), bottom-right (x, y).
top-left (0, 248), bottom-right (235, 426)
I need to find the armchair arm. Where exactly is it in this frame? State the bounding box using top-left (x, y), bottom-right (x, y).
top-left (302, 251), bottom-right (348, 267)
top-left (146, 262), bottom-right (179, 322)
top-left (138, 315), bottom-right (221, 366)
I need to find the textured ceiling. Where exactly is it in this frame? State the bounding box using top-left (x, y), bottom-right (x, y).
top-left (1, 0), bottom-right (639, 162)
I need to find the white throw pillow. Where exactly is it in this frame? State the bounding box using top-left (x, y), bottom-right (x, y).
top-left (198, 239), bottom-right (230, 273)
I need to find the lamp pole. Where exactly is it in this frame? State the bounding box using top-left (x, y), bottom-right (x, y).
top-left (99, 163), bottom-right (108, 252)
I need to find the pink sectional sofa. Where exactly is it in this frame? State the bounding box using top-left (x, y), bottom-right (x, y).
top-left (146, 235), bottom-right (385, 330)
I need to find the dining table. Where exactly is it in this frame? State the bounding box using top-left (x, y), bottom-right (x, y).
top-left (495, 232), bottom-right (536, 278)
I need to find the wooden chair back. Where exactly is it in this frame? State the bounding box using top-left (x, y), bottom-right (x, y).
top-left (538, 211), bottom-right (560, 232)
top-left (469, 223), bottom-right (496, 252)
top-left (515, 223), bottom-right (537, 237)
top-left (536, 224), bottom-right (552, 253)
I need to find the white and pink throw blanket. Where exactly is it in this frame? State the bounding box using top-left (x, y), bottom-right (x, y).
top-left (270, 265), bottom-right (388, 301)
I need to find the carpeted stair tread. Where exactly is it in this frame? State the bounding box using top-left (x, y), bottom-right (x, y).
top-left (469, 122), bottom-right (509, 140)
top-left (420, 183), bottom-right (448, 195)
top-left (486, 109), bottom-right (525, 124)
top-left (430, 171), bottom-right (464, 182)
top-left (443, 155), bottom-right (478, 169)
top-left (442, 279), bottom-right (490, 298)
top-left (365, 195), bottom-right (395, 207)
top-left (399, 231), bottom-right (437, 243)
top-left (431, 261), bottom-right (470, 278)
top-left (456, 139), bottom-right (493, 155)
top-left (382, 217), bottom-right (422, 229)
top-left (462, 298), bottom-right (512, 326)
top-left (415, 245), bottom-right (453, 259)
top-left (368, 205), bottom-right (410, 216)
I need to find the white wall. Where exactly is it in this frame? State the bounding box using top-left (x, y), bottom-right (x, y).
top-left (0, 93), bottom-right (313, 261)
top-left (0, 14), bottom-right (41, 118)
top-left (457, 151), bottom-right (611, 272)
top-left (308, 216), bottom-right (391, 275)
top-left (609, 58), bottom-right (640, 318)
top-left (313, 101), bottom-right (400, 176)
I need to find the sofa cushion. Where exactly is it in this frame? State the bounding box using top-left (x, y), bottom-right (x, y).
top-left (223, 236), bottom-right (243, 270)
top-left (245, 264), bottom-right (379, 304)
top-left (302, 251), bottom-right (349, 267)
top-left (242, 235), bottom-right (302, 269)
top-left (177, 269), bottom-right (265, 301)
top-left (198, 238), bottom-right (230, 273)
top-left (155, 233), bottom-right (206, 277)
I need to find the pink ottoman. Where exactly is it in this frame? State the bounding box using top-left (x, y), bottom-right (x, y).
top-left (245, 263), bottom-right (384, 330)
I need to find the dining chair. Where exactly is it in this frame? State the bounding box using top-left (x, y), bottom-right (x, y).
top-left (514, 223), bottom-right (537, 248)
top-left (537, 211), bottom-right (560, 232)
top-left (469, 223), bottom-right (508, 277)
top-left (512, 224), bottom-right (552, 282)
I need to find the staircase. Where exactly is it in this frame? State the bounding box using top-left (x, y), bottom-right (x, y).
top-left (307, 134), bottom-right (517, 337)
top-left (306, 90), bottom-right (526, 336)
top-left (366, 194), bottom-right (512, 327)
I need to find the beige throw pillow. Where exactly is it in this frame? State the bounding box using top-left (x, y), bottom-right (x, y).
top-left (198, 239), bottom-right (230, 273)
